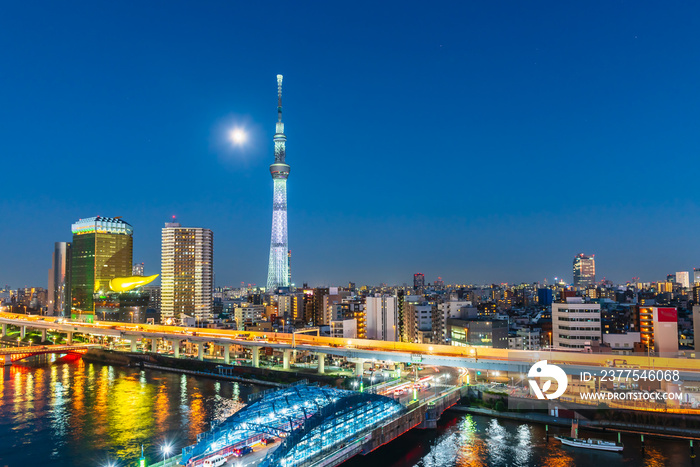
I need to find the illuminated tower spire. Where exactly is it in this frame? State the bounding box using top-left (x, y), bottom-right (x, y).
top-left (267, 74), bottom-right (291, 291)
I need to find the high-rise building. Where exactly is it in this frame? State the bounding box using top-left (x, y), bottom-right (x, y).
top-left (70, 217), bottom-right (133, 319)
top-left (537, 288), bottom-right (553, 306)
top-left (161, 222), bottom-right (213, 325)
top-left (48, 242), bottom-right (71, 317)
top-left (413, 273), bottom-right (425, 292)
top-left (552, 297), bottom-right (601, 349)
top-left (676, 271), bottom-right (690, 289)
top-left (694, 268), bottom-right (700, 286)
top-left (572, 254), bottom-right (595, 287)
top-left (365, 294), bottom-right (397, 341)
top-left (266, 75), bottom-right (291, 292)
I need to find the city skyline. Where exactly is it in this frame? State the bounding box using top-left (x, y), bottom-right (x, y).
top-left (3, 2), bottom-right (700, 287)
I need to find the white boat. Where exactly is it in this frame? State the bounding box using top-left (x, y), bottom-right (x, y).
top-left (555, 435), bottom-right (624, 452)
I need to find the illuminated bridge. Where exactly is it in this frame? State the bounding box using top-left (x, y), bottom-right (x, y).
top-left (0, 344), bottom-right (90, 365)
top-left (181, 382), bottom-right (406, 467)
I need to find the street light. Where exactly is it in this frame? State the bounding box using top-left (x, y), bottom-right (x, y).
top-left (162, 443), bottom-right (172, 465)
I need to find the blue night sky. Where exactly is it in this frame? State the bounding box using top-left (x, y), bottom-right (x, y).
top-left (2, 1), bottom-right (700, 288)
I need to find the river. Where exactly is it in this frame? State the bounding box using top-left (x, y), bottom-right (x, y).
top-left (0, 359), bottom-right (696, 467)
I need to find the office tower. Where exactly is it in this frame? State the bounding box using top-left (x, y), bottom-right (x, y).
top-left (161, 222), bottom-right (213, 325)
top-left (551, 297), bottom-right (601, 349)
top-left (132, 262), bottom-right (145, 276)
top-left (266, 75), bottom-right (291, 291)
top-left (694, 268), bottom-right (700, 286)
top-left (48, 242), bottom-right (71, 317)
top-left (413, 273), bottom-right (425, 292)
top-left (572, 254), bottom-right (595, 287)
top-left (676, 271), bottom-right (690, 289)
top-left (70, 217), bottom-right (133, 319)
top-left (366, 294), bottom-right (398, 341)
top-left (537, 288), bottom-right (553, 306)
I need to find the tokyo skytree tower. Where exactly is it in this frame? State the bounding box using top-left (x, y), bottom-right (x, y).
top-left (266, 74), bottom-right (291, 291)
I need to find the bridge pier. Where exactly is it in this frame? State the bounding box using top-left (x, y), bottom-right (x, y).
top-left (354, 359), bottom-right (366, 377)
top-left (2, 355), bottom-right (10, 366)
top-left (1, 323), bottom-right (6, 337)
top-left (151, 338), bottom-right (157, 353)
top-left (317, 353), bottom-right (325, 374)
top-left (251, 346), bottom-right (260, 368)
top-left (283, 349), bottom-right (291, 370)
top-left (130, 338), bottom-right (137, 352)
top-left (41, 329), bottom-right (47, 342)
top-left (197, 342), bottom-right (204, 361)
top-left (20, 326), bottom-right (26, 339)
top-left (224, 345), bottom-right (230, 365)
top-left (66, 332), bottom-right (73, 345)
top-left (171, 340), bottom-right (180, 358)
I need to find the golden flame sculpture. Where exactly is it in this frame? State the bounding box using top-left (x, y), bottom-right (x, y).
top-left (108, 274), bottom-right (159, 292)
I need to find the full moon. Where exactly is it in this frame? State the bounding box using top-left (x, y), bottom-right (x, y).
top-left (229, 129), bottom-right (246, 145)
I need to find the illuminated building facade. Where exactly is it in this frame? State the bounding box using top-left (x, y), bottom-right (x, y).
top-left (676, 271), bottom-right (690, 289)
top-left (48, 241), bottom-right (71, 317)
top-left (552, 297), bottom-right (601, 349)
top-left (94, 293), bottom-right (149, 323)
top-left (447, 317), bottom-right (508, 348)
top-left (70, 217), bottom-right (133, 320)
top-left (132, 262), bottom-right (144, 276)
top-left (161, 222), bottom-right (213, 325)
top-left (266, 75), bottom-right (291, 291)
top-left (638, 306), bottom-right (679, 356)
top-left (413, 273), bottom-right (425, 292)
top-left (366, 294), bottom-right (397, 341)
top-left (573, 253), bottom-right (596, 287)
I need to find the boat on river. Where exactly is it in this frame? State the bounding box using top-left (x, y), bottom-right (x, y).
top-left (554, 435), bottom-right (624, 452)
top-left (555, 419), bottom-right (623, 452)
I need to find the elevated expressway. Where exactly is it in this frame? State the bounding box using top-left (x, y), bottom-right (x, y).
top-left (3, 312), bottom-right (700, 381)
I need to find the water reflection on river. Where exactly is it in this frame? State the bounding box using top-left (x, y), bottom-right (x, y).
top-left (1, 359), bottom-right (697, 467)
top-left (0, 360), bottom-right (258, 467)
top-left (344, 412), bottom-right (696, 467)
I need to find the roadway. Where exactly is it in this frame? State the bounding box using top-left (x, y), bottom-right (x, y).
top-left (224, 442), bottom-right (278, 467)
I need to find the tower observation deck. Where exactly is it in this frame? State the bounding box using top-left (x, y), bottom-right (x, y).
top-left (267, 74), bottom-right (290, 291)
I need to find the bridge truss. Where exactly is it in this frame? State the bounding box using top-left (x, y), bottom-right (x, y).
top-left (181, 382), bottom-right (404, 466)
